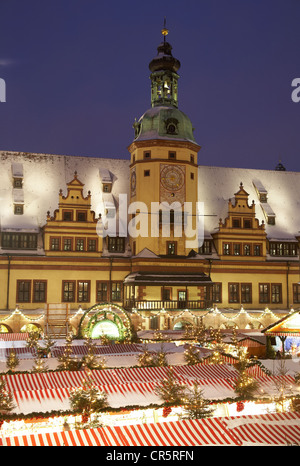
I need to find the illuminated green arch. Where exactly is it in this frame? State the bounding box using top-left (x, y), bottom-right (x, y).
top-left (77, 303), bottom-right (132, 341)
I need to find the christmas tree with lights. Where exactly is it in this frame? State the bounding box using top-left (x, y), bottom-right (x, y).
top-left (234, 348), bottom-right (258, 398)
top-left (184, 344), bottom-right (202, 365)
top-left (6, 348), bottom-right (19, 372)
top-left (154, 367), bottom-right (186, 407)
top-left (181, 381), bottom-right (214, 420)
top-left (0, 377), bottom-right (15, 421)
top-left (69, 370), bottom-right (108, 425)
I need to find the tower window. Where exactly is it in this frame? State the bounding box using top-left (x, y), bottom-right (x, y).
top-left (167, 241), bottom-right (177, 256)
top-left (14, 204), bottom-right (23, 215)
top-left (190, 155), bottom-right (195, 163)
top-left (13, 178), bottom-right (22, 188)
top-left (143, 151), bottom-right (151, 159)
top-left (144, 170), bottom-right (150, 177)
top-left (168, 151), bottom-right (176, 160)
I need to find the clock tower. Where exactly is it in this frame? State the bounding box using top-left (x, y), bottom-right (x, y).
top-left (128, 24), bottom-right (201, 257)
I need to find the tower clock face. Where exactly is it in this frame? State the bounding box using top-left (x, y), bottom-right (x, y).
top-left (160, 165), bottom-right (184, 192)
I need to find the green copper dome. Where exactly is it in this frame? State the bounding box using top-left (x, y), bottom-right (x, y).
top-left (133, 105), bottom-right (196, 143)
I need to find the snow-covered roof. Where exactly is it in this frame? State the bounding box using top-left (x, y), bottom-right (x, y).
top-left (198, 165), bottom-right (300, 241)
top-left (1, 151), bottom-right (300, 245)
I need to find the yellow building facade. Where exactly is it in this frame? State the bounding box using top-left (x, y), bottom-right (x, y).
top-left (0, 30), bottom-right (299, 339)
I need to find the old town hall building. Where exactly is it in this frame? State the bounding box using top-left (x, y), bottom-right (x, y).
top-left (0, 29), bottom-right (300, 340)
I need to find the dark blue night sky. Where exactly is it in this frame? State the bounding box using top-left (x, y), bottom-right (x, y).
top-left (1, 0), bottom-right (300, 171)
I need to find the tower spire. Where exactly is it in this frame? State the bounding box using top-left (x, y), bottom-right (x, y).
top-left (149, 21), bottom-right (180, 108)
top-left (161, 17), bottom-right (169, 43)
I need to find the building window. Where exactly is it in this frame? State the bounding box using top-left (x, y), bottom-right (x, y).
top-left (63, 210), bottom-right (73, 221)
top-left (162, 287), bottom-right (172, 301)
top-left (244, 244), bottom-right (251, 256)
top-left (212, 283), bottom-right (222, 303)
top-left (63, 238), bottom-right (72, 251)
top-left (254, 244), bottom-right (261, 256)
top-left (144, 170), bottom-right (150, 177)
top-left (233, 243), bottom-right (241, 256)
top-left (167, 241), bottom-right (177, 256)
top-left (168, 151), bottom-right (176, 160)
top-left (143, 151), bottom-right (151, 159)
top-left (190, 172), bottom-right (194, 180)
top-left (14, 204), bottom-right (24, 215)
top-left (2, 233), bottom-right (37, 250)
top-left (111, 282), bottom-right (122, 301)
top-left (77, 211), bottom-right (87, 222)
top-left (190, 155), bottom-right (194, 163)
top-left (293, 284), bottom-right (300, 303)
top-left (223, 243), bottom-right (231, 255)
top-left (17, 280), bottom-right (31, 303)
top-left (244, 219), bottom-right (252, 229)
top-left (51, 237), bottom-right (60, 251)
top-left (232, 218), bottom-right (241, 228)
top-left (78, 281), bottom-right (90, 302)
top-left (271, 284), bottom-right (282, 304)
top-left (33, 281), bottom-right (47, 303)
top-left (259, 283), bottom-right (270, 303)
top-left (108, 237), bottom-right (125, 253)
top-left (229, 283), bottom-right (239, 303)
top-left (88, 239), bottom-right (97, 251)
top-left (269, 242), bottom-right (297, 256)
top-left (76, 238), bottom-right (85, 251)
top-left (96, 281), bottom-right (108, 302)
top-left (241, 283), bottom-right (252, 303)
top-left (199, 240), bottom-right (212, 255)
top-left (62, 281), bottom-right (76, 302)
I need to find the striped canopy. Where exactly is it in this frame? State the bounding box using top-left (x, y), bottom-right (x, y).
top-left (1, 416), bottom-right (239, 446)
top-left (3, 412), bottom-right (300, 446)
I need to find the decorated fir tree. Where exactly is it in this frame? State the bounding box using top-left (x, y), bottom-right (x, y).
top-left (234, 348), bottom-right (258, 398)
top-left (181, 382), bottom-right (214, 420)
top-left (41, 334), bottom-right (56, 357)
top-left (153, 342), bottom-right (168, 367)
top-left (154, 367), bottom-right (186, 407)
top-left (31, 357), bottom-right (49, 373)
top-left (82, 338), bottom-right (106, 370)
top-left (57, 333), bottom-right (80, 371)
top-left (184, 344), bottom-right (202, 365)
top-left (6, 348), bottom-right (19, 372)
top-left (0, 377), bottom-right (15, 419)
top-left (69, 371), bottom-right (108, 425)
top-left (137, 344), bottom-right (155, 367)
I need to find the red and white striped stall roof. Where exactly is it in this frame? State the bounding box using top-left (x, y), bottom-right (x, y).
top-left (51, 343), bottom-right (143, 357)
top-left (1, 416), bottom-right (240, 446)
top-left (221, 411), bottom-right (300, 446)
top-left (0, 333), bottom-right (29, 341)
top-left (4, 363), bottom-right (239, 393)
top-left (4, 411), bottom-right (299, 447)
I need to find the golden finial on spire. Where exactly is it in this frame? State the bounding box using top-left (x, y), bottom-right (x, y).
top-left (161, 17), bottom-right (169, 39)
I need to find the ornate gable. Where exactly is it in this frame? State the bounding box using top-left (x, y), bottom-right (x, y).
top-left (43, 172), bottom-right (102, 256)
top-left (212, 182), bottom-right (267, 260)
